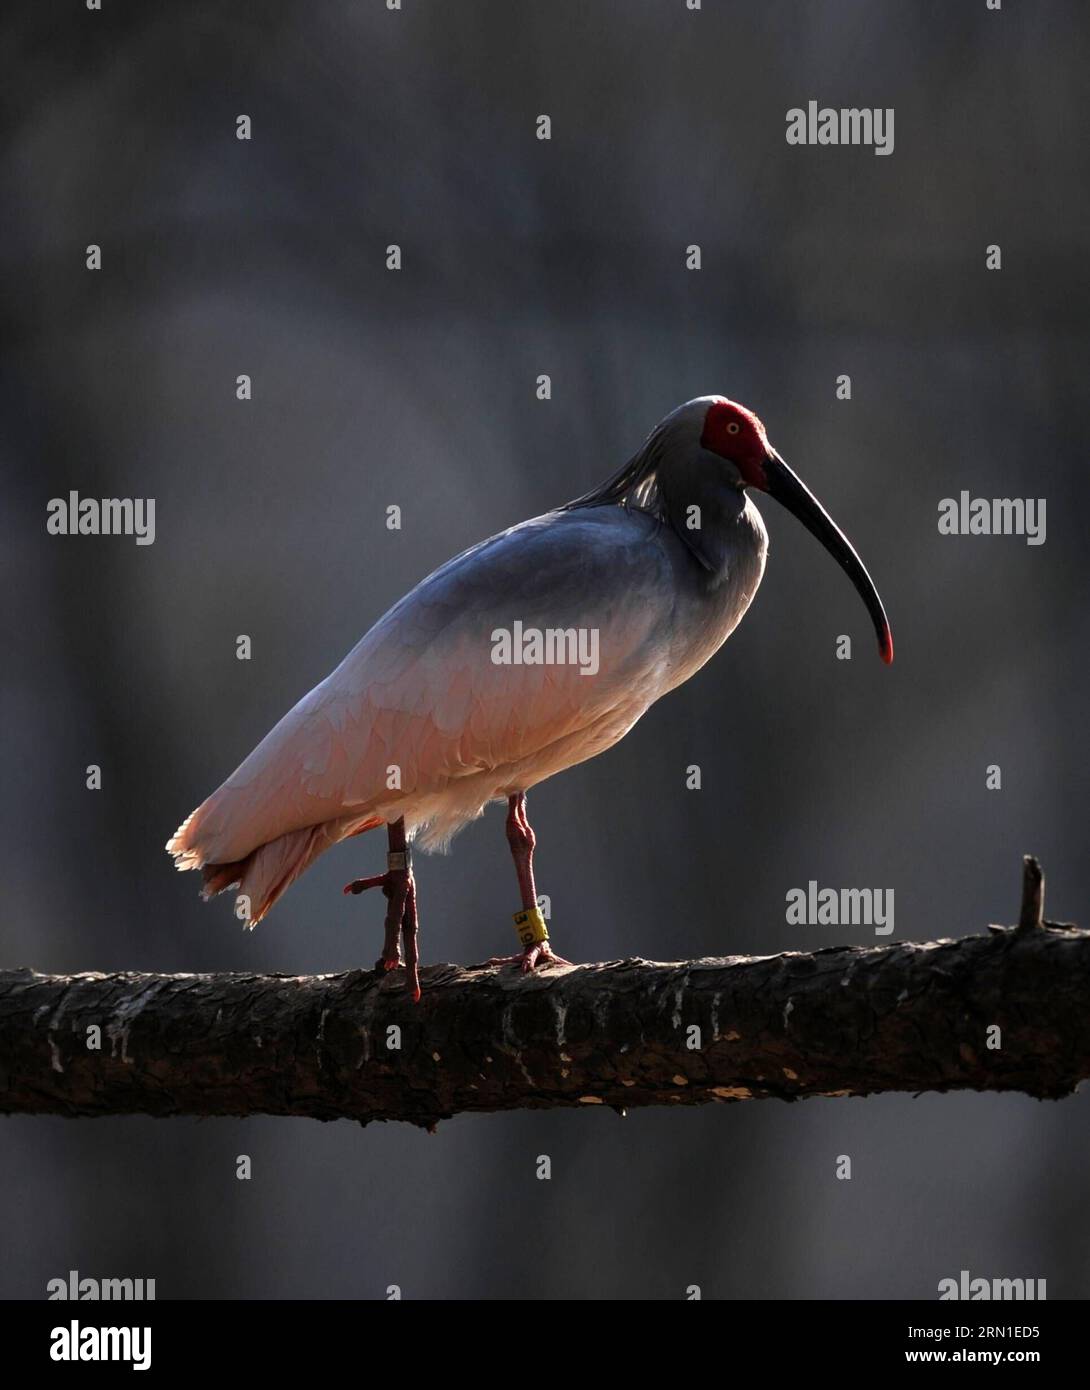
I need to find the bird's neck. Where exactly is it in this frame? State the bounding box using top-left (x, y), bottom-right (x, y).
top-left (656, 495), bottom-right (768, 694)
top-left (662, 470), bottom-right (762, 588)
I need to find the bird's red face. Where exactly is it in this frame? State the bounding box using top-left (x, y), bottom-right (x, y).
top-left (700, 398), bottom-right (772, 488)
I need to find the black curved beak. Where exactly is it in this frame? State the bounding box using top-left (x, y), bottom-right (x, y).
top-left (763, 448), bottom-right (893, 664)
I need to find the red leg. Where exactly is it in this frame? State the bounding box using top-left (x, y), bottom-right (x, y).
top-left (509, 791), bottom-right (538, 909)
top-left (402, 872), bottom-right (421, 1004)
top-left (343, 817), bottom-right (421, 1001)
top-left (485, 793), bottom-right (571, 973)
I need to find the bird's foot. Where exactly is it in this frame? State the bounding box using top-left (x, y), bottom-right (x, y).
top-left (343, 871), bottom-right (401, 973)
top-left (485, 940), bottom-right (572, 974)
top-left (343, 872), bottom-right (392, 897)
top-left (343, 856), bottom-right (421, 1003)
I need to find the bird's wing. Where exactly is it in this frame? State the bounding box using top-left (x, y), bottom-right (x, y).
top-left (169, 507), bottom-right (680, 867)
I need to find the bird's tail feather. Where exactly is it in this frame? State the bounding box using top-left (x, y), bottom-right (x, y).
top-left (192, 816), bottom-right (381, 926)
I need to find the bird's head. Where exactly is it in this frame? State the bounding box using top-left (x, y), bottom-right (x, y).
top-left (699, 398), bottom-right (774, 487)
top-left (679, 395), bottom-right (894, 664)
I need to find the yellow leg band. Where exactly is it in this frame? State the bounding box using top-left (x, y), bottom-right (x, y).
top-left (513, 907), bottom-right (549, 947)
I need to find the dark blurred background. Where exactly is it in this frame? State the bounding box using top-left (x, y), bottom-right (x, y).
top-left (2, 0), bottom-right (1089, 1299)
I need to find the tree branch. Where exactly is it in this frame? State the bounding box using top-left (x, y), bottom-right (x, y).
top-left (1, 861), bottom-right (1084, 1127)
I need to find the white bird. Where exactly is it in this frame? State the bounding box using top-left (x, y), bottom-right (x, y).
top-left (168, 396), bottom-right (892, 1000)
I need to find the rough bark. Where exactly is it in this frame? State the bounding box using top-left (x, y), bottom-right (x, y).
top-left (0, 860), bottom-right (1084, 1127)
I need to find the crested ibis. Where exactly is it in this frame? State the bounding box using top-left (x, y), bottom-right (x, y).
top-left (168, 396), bottom-right (893, 1000)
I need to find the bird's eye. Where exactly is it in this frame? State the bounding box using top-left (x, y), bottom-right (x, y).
top-left (726, 421), bottom-right (741, 435)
